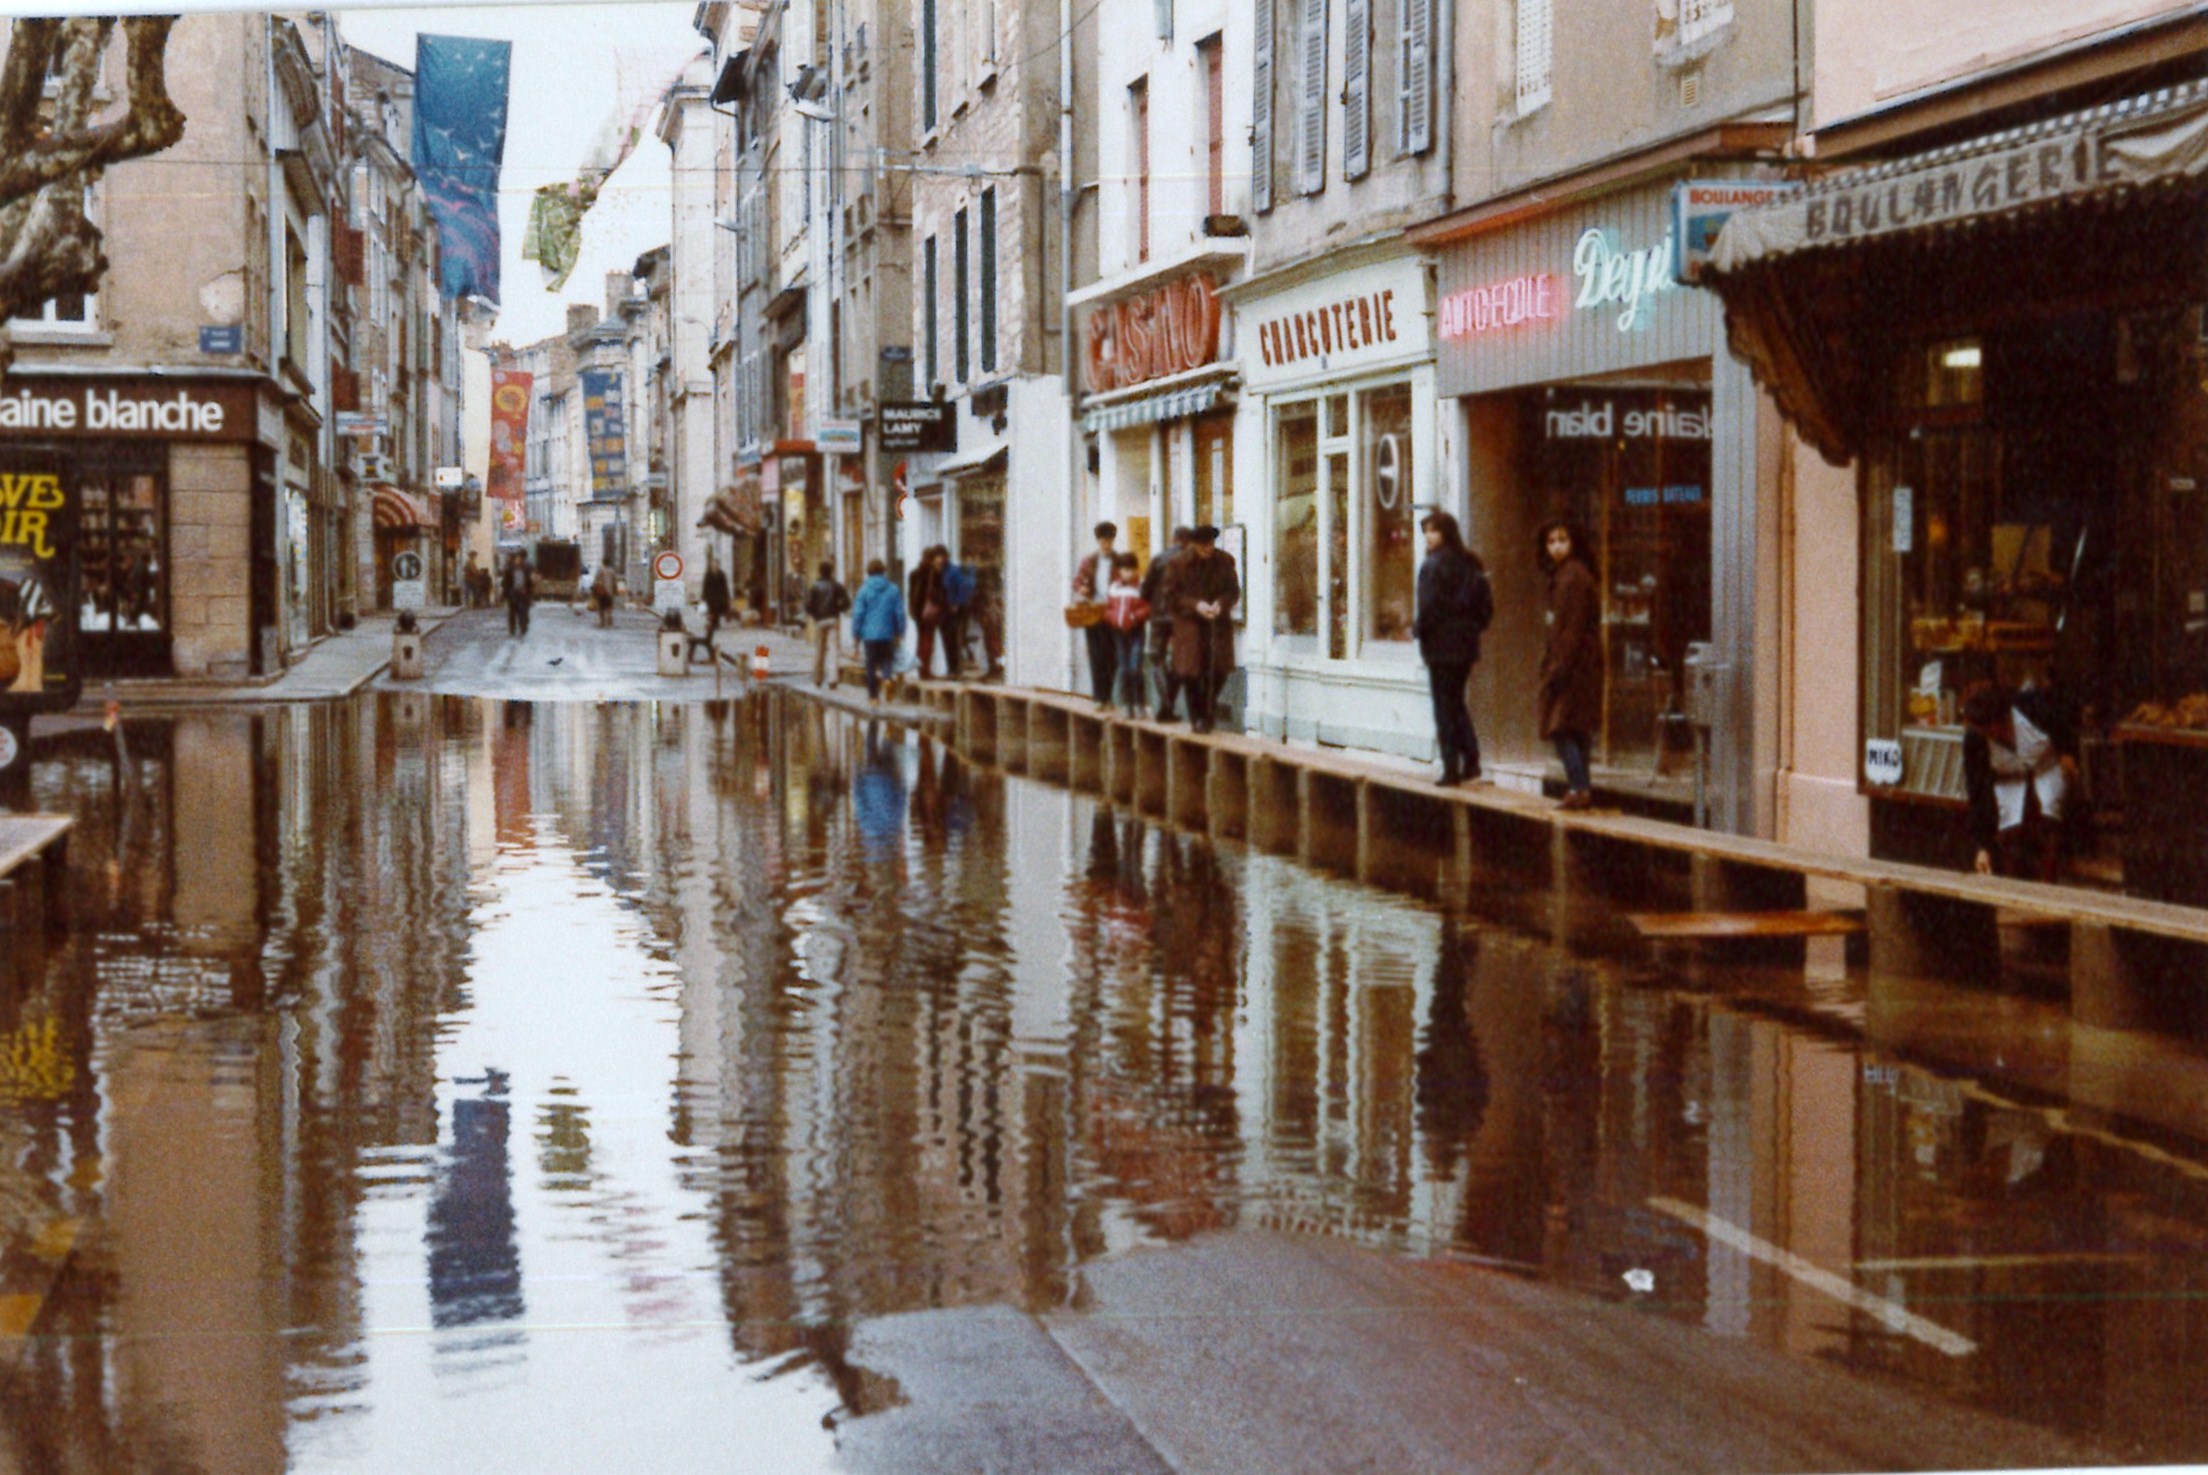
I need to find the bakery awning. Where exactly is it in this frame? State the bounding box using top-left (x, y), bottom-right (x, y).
top-left (1705, 78), bottom-right (2208, 462)
top-left (697, 481), bottom-right (764, 536)
top-left (1081, 377), bottom-right (1230, 435)
top-left (370, 487), bottom-right (436, 531)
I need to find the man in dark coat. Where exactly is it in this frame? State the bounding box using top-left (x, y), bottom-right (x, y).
top-left (502, 552), bottom-right (535, 638)
top-left (1142, 526), bottom-right (1191, 720)
top-left (701, 553), bottom-right (734, 644)
top-left (1166, 526), bottom-right (1239, 733)
top-left (1413, 511), bottom-right (1494, 786)
top-left (908, 545), bottom-right (949, 677)
top-left (1537, 519), bottom-right (1601, 808)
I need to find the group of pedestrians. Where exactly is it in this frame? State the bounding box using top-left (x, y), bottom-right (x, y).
top-left (1073, 521), bottom-right (1242, 734)
top-left (1408, 511), bottom-right (1600, 807)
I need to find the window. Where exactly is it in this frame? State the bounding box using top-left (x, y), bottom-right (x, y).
top-left (1252, 0), bottom-right (1276, 213)
top-left (1155, 0), bottom-right (1173, 42)
top-left (922, 0), bottom-right (938, 130)
top-left (979, 188), bottom-right (997, 374)
top-left (1362, 384), bottom-right (1414, 641)
top-left (1275, 403), bottom-right (1320, 636)
top-left (1342, 0), bottom-right (1370, 180)
top-left (1397, 0), bottom-right (1434, 154)
top-left (1656, 0), bottom-right (1735, 55)
top-left (11, 291), bottom-right (96, 332)
top-left (1130, 78), bottom-right (1151, 263)
top-left (1516, 0), bottom-right (1552, 114)
top-left (953, 206), bottom-right (969, 384)
top-left (285, 227), bottom-right (309, 369)
top-left (1199, 36), bottom-right (1225, 216)
top-left (1294, 0), bottom-right (1328, 196)
top-left (923, 234), bottom-right (939, 387)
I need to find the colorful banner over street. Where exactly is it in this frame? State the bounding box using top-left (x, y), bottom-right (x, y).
top-left (412, 34), bottom-right (512, 303)
top-left (580, 369), bottom-right (627, 498)
top-left (488, 369), bottom-right (531, 501)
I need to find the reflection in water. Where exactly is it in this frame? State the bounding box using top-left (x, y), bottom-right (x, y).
top-left (4, 692), bottom-right (2208, 1465)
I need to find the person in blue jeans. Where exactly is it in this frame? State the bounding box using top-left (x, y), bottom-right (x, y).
top-left (849, 558), bottom-right (908, 703)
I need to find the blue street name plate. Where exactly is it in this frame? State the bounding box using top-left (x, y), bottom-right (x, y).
top-left (199, 325), bottom-right (242, 354)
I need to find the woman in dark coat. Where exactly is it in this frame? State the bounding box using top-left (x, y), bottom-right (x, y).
top-left (1537, 517), bottom-right (1600, 809)
top-left (1165, 526), bottom-right (1239, 733)
top-left (1413, 510), bottom-right (1494, 786)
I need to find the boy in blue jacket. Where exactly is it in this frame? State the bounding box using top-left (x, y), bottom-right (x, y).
top-left (849, 559), bottom-right (908, 703)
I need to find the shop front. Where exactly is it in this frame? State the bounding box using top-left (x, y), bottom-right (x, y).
top-left (1707, 79), bottom-right (2208, 899)
top-left (1078, 269), bottom-right (1239, 576)
top-left (1227, 250), bottom-right (1436, 752)
top-left (0, 374), bottom-right (272, 680)
top-left (1431, 175), bottom-right (1778, 832)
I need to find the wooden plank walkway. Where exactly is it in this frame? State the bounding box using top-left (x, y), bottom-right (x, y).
top-left (1628, 912), bottom-right (1867, 941)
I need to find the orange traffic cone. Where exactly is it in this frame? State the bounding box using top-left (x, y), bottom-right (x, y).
top-left (751, 645), bottom-right (772, 680)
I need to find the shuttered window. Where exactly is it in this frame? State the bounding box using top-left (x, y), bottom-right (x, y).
top-left (923, 234), bottom-right (938, 388)
top-left (922, 0), bottom-right (939, 130)
top-left (979, 188), bottom-right (997, 374)
top-left (1131, 78), bottom-right (1151, 261)
top-left (1155, 0), bottom-right (1172, 43)
top-left (1515, 0), bottom-right (1551, 114)
top-left (1397, 0), bottom-right (1433, 155)
top-left (1342, 0), bottom-right (1370, 180)
top-left (953, 206), bottom-right (970, 385)
top-left (1201, 35), bottom-right (1224, 216)
top-left (1293, 0), bottom-right (1327, 196)
top-left (1251, 0), bottom-right (1275, 212)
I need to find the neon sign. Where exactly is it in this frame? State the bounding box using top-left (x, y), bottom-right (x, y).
top-left (1437, 272), bottom-right (1560, 340)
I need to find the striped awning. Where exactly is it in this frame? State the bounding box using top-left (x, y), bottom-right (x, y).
top-left (1082, 380), bottom-right (1228, 434)
top-left (370, 487), bottom-right (436, 531)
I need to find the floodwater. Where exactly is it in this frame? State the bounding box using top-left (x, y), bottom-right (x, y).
top-left (4, 690), bottom-right (2208, 1470)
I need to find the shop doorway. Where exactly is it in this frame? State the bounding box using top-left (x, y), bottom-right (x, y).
top-left (77, 454), bottom-right (171, 678)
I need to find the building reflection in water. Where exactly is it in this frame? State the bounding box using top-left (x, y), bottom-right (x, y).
top-left (4, 691), bottom-right (2208, 1465)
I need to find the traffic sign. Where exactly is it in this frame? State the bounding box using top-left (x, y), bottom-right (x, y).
top-left (652, 550), bottom-right (684, 582)
top-left (391, 550), bottom-right (424, 582)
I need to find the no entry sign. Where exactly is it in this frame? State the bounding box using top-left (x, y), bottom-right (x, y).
top-left (653, 550), bottom-right (684, 582)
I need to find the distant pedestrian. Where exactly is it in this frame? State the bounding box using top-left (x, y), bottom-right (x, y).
top-left (502, 552), bottom-right (535, 638)
top-left (1072, 520), bottom-right (1118, 709)
top-left (940, 554), bottom-right (977, 678)
top-left (1166, 525), bottom-right (1238, 734)
top-left (1414, 510), bottom-right (1495, 787)
top-left (906, 545), bottom-right (946, 678)
top-left (590, 564), bottom-right (617, 628)
top-left (1537, 517), bottom-right (1600, 810)
top-left (1962, 679), bottom-right (2077, 881)
top-left (1142, 527), bottom-right (1192, 720)
top-left (805, 559), bottom-right (851, 688)
top-left (702, 552), bottom-right (733, 644)
top-left (1103, 552), bottom-right (1149, 712)
top-left (463, 550), bottom-right (484, 609)
top-left (850, 557), bottom-right (907, 703)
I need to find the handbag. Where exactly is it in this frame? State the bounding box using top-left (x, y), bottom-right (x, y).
top-left (1063, 602), bottom-right (1104, 630)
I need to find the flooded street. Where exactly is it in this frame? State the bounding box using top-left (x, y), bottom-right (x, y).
top-left (5, 690), bottom-right (2208, 1470)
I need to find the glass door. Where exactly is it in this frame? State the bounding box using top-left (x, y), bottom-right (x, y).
top-left (77, 457), bottom-right (170, 677)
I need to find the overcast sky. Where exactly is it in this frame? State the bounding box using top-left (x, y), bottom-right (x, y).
top-left (333, 2), bottom-right (707, 348)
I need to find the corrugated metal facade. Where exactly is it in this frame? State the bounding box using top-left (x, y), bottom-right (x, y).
top-left (1430, 177), bottom-right (1768, 835)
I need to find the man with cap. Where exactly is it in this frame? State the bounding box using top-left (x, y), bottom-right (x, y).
top-left (1141, 526), bottom-right (1192, 721)
top-left (1165, 525), bottom-right (1239, 734)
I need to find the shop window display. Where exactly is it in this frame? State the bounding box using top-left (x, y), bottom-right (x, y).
top-left (77, 464), bottom-right (168, 675)
top-left (1274, 404), bottom-right (1319, 637)
top-left (1362, 385), bottom-right (1416, 643)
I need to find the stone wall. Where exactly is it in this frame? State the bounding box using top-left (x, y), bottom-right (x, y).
top-left (168, 445), bottom-right (254, 678)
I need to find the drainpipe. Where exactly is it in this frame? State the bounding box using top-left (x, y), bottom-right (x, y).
top-left (1060, 0), bottom-right (1077, 692)
top-left (266, 15), bottom-right (286, 666)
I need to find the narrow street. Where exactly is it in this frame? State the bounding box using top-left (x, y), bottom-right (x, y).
top-left (392, 603), bottom-right (746, 702)
top-left (2, 689), bottom-right (2195, 1472)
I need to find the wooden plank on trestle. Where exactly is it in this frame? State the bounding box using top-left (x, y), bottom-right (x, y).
top-left (1627, 910), bottom-right (1866, 940)
top-left (0, 816), bottom-right (72, 882)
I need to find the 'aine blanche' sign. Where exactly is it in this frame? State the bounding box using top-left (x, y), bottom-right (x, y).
top-left (0, 381), bottom-right (253, 440)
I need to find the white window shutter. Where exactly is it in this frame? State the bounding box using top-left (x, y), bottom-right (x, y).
top-left (1515, 0), bottom-right (1552, 114)
top-left (1342, 0), bottom-right (1370, 180)
top-left (1398, 0), bottom-right (1433, 155)
top-left (1252, 0), bottom-right (1275, 212)
top-left (1295, 0), bottom-right (1328, 195)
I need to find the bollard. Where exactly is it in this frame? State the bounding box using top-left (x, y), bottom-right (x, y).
top-left (658, 627), bottom-right (691, 677)
top-left (390, 621), bottom-right (424, 680)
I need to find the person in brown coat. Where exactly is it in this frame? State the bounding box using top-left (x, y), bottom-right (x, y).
top-left (1537, 517), bottom-right (1600, 809)
top-left (1166, 525), bottom-right (1239, 733)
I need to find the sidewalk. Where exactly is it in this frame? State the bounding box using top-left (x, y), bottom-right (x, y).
top-left (77, 608), bottom-right (463, 709)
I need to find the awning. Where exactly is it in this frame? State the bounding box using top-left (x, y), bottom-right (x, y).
top-left (370, 487), bottom-right (436, 531)
top-left (1081, 379), bottom-right (1229, 434)
top-left (1705, 79), bottom-right (2208, 462)
top-left (928, 443), bottom-right (1008, 480)
top-left (697, 482), bottom-right (764, 536)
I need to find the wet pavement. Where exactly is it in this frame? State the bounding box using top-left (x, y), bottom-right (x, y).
top-left (3, 689), bottom-right (2208, 1470)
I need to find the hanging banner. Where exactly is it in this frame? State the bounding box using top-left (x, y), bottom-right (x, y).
top-left (0, 450), bottom-right (81, 717)
top-left (488, 369), bottom-right (531, 501)
top-left (524, 50), bottom-right (699, 292)
top-left (413, 34), bottom-right (513, 303)
top-left (580, 369), bottom-right (628, 498)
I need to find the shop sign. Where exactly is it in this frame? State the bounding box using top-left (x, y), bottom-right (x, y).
top-left (1242, 257), bottom-right (1430, 390)
top-left (1083, 271), bottom-right (1222, 395)
top-left (336, 410), bottom-right (389, 439)
top-left (1670, 180), bottom-right (1797, 284)
top-left (1438, 272), bottom-right (1560, 340)
top-left (877, 400), bottom-right (956, 453)
top-left (0, 451), bottom-right (81, 717)
top-left (1544, 398), bottom-right (1710, 441)
top-left (0, 382), bottom-right (248, 438)
top-left (817, 419), bottom-right (864, 454)
top-left (1573, 228), bottom-right (1679, 332)
top-left (1253, 284), bottom-right (1401, 371)
top-left (1798, 132), bottom-right (2096, 249)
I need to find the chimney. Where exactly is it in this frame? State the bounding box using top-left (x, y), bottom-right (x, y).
top-left (605, 272), bottom-right (635, 317)
top-left (567, 304), bottom-right (597, 337)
